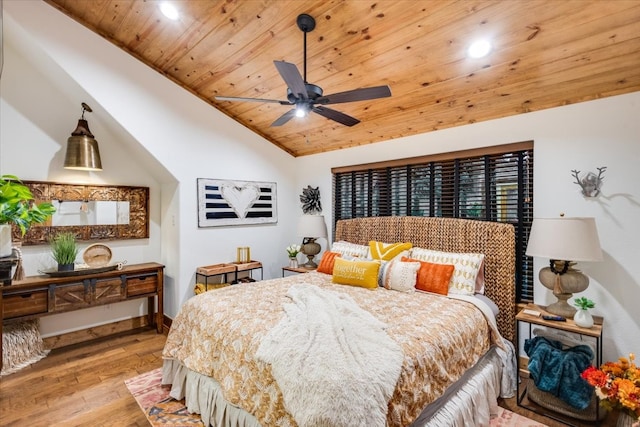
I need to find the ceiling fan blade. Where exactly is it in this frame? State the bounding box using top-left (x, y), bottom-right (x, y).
top-left (271, 109), bottom-right (298, 127)
top-left (312, 106), bottom-right (360, 127)
top-left (274, 60), bottom-right (308, 100)
top-left (215, 96), bottom-right (291, 105)
top-left (316, 85), bottom-right (392, 105)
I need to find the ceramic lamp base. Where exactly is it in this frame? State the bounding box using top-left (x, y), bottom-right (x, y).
top-left (539, 266), bottom-right (590, 319)
top-left (301, 239), bottom-right (320, 268)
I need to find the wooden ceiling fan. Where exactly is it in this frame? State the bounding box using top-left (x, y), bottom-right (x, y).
top-left (216, 13), bottom-right (392, 127)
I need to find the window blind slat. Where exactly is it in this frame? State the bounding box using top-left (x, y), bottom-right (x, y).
top-left (333, 144), bottom-right (534, 302)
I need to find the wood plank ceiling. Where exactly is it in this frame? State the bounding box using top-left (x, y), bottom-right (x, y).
top-left (44, 0), bottom-right (640, 157)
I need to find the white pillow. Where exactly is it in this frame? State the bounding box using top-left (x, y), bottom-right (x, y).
top-left (382, 259), bottom-right (420, 293)
top-left (330, 240), bottom-right (370, 258)
top-left (408, 247), bottom-right (484, 296)
top-left (475, 293), bottom-right (499, 317)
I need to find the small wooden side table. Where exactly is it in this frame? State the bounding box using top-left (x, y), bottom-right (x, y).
top-left (282, 266), bottom-right (316, 277)
top-left (516, 303), bottom-right (604, 425)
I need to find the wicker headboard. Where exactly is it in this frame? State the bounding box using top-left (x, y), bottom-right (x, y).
top-left (335, 216), bottom-right (516, 344)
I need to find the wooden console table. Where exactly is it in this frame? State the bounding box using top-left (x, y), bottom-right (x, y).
top-left (0, 262), bottom-right (164, 371)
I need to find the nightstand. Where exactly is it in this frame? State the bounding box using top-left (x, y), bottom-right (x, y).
top-left (516, 304), bottom-right (604, 425)
top-left (196, 261), bottom-right (263, 288)
top-left (282, 266), bottom-right (316, 277)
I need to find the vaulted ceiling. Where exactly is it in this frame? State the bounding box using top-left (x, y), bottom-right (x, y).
top-left (44, 0), bottom-right (640, 157)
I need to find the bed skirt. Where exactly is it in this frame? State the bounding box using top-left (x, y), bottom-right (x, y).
top-left (162, 342), bottom-right (514, 427)
top-left (411, 345), bottom-right (506, 426)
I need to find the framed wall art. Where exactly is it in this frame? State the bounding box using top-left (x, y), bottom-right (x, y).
top-left (197, 178), bottom-right (277, 227)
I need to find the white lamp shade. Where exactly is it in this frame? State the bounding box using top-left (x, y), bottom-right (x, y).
top-left (297, 214), bottom-right (328, 238)
top-left (526, 217), bottom-right (603, 262)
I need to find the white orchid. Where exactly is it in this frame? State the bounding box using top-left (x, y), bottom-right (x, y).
top-left (286, 244), bottom-right (301, 257)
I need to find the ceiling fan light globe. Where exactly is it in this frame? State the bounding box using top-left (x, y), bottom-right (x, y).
top-left (295, 107), bottom-right (307, 118)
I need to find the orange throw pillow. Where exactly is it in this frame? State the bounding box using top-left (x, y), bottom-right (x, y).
top-left (402, 256), bottom-right (455, 295)
top-left (317, 251), bottom-right (341, 274)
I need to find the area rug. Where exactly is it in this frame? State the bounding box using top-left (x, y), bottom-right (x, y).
top-left (126, 368), bottom-right (547, 427)
top-left (124, 367), bottom-right (204, 426)
top-left (1, 319), bottom-right (50, 377)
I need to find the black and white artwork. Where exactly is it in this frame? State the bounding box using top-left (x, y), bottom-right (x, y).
top-left (197, 178), bottom-right (277, 227)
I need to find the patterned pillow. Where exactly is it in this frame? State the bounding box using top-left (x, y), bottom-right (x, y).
top-left (376, 252), bottom-right (409, 287)
top-left (401, 256), bottom-right (455, 295)
top-left (369, 241), bottom-right (413, 261)
top-left (408, 247), bottom-right (484, 296)
top-left (377, 260), bottom-right (390, 287)
top-left (317, 251), bottom-right (341, 274)
top-left (332, 258), bottom-right (380, 289)
top-left (330, 240), bottom-right (370, 258)
top-left (382, 259), bottom-right (420, 292)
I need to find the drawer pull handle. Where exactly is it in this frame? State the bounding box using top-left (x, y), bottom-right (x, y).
top-left (21, 294), bottom-right (33, 299)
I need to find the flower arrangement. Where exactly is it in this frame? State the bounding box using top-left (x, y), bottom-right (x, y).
top-left (574, 296), bottom-right (595, 310)
top-left (581, 353), bottom-right (640, 423)
top-left (286, 244), bottom-right (301, 258)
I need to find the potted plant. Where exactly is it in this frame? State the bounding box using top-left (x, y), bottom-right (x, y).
top-left (573, 296), bottom-right (595, 328)
top-left (50, 232), bottom-right (79, 271)
top-left (286, 243), bottom-right (301, 268)
top-left (0, 174), bottom-right (56, 257)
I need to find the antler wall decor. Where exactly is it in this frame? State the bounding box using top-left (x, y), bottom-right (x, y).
top-left (571, 166), bottom-right (607, 197)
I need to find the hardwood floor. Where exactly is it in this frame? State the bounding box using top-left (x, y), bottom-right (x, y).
top-left (0, 328), bottom-right (619, 426)
top-left (0, 328), bottom-right (164, 427)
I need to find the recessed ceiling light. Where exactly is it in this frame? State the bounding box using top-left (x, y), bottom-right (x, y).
top-left (467, 40), bottom-right (492, 59)
top-left (159, 2), bottom-right (179, 20)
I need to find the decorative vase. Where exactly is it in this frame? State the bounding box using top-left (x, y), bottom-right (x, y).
top-left (289, 257), bottom-right (298, 268)
top-left (57, 263), bottom-right (75, 272)
top-left (0, 224), bottom-right (12, 258)
top-left (574, 309), bottom-right (594, 328)
top-left (617, 411), bottom-right (639, 427)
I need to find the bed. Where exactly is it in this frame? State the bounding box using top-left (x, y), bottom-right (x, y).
top-left (162, 216), bottom-right (517, 427)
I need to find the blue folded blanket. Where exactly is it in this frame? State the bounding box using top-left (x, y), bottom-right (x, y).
top-left (524, 336), bottom-right (594, 409)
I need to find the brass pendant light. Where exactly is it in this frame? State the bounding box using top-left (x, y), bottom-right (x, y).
top-left (64, 102), bottom-right (102, 171)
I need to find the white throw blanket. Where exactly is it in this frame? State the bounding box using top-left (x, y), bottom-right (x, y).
top-left (256, 284), bottom-right (404, 427)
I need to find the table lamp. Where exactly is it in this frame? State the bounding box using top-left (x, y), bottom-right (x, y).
top-left (525, 217), bottom-right (603, 318)
top-left (297, 214), bottom-right (328, 268)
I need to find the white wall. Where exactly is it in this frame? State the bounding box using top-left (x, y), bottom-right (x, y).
top-left (0, 35), bottom-right (165, 335)
top-left (296, 92), bottom-right (640, 363)
top-left (1, 1), bottom-right (299, 331)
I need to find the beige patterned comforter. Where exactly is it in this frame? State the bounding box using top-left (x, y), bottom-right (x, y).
top-left (162, 272), bottom-right (491, 426)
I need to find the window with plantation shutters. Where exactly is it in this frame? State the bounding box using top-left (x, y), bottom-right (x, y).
top-left (332, 141), bottom-right (534, 303)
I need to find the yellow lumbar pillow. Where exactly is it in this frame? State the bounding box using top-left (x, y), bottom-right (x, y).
top-left (332, 258), bottom-right (380, 289)
top-left (369, 241), bottom-right (413, 261)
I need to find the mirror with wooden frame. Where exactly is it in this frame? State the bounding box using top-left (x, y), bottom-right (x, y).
top-left (13, 181), bottom-right (149, 246)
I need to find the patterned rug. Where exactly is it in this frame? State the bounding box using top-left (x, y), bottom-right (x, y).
top-left (125, 368), bottom-right (547, 427)
top-left (125, 367), bottom-right (204, 426)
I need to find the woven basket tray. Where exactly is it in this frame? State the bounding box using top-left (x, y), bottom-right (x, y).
top-left (527, 378), bottom-right (607, 421)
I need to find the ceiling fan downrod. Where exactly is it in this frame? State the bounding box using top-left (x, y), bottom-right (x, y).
top-left (296, 13), bottom-right (316, 84)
